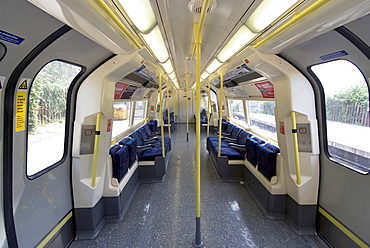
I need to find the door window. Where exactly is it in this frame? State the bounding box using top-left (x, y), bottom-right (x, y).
top-left (27, 61), bottom-right (82, 176)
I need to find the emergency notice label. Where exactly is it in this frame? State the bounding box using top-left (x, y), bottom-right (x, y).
top-left (16, 91), bottom-right (27, 132)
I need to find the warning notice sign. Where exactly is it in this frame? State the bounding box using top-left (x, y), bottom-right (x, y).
top-left (16, 91), bottom-right (27, 132)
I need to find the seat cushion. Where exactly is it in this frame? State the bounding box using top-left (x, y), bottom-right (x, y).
top-left (138, 148), bottom-right (164, 161)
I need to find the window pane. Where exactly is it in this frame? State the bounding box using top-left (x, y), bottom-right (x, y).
top-left (229, 99), bottom-right (245, 122)
top-left (133, 100), bottom-right (146, 125)
top-left (27, 61), bottom-right (82, 176)
top-left (311, 60), bottom-right (369, 170)
top-left (112, 102), bottom-right (131, 137)
top-left (248, 100), bottom-right (277, 139)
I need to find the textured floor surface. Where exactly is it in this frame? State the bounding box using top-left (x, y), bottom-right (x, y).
top-left (70, 124), bottom-right (311, 248)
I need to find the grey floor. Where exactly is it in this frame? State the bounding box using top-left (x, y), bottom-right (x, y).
top-left (71, 124), bottom-right (311, 248)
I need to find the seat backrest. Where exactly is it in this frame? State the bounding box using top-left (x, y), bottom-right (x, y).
top-left (129, 131), bottom-right (143, 146)
top-left (236, 130), bottom-right (252, 145)
top-left (118, 137), bottom-right (131, 146)
top-left (148, 120), bottom-right (158, 132)
top-left (256, 143), bottom-right (280, 181)
top-left (245, 136), bottom-right (265, 166)
top-left (111, 145), bottom-right (129, 182)
top-left (225, 123), bottom-right (235, 134)
top-left (137, 127), bottom-right (149, 140)
top-left (125, 138), bottom-right (137, 167)
top-left (230, 126), bottom-right (242, 139)
top-left (144, 123), bottom-right (153, 135)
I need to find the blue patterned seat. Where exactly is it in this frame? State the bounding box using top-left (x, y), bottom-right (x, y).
top-left (163, 109), bottom-right (174, 124)
top-left (211, 146), bottom-right (244, 160)
top-left (138, 147), bottom-right (167, 161)
top-left (245, 136), bottom-right (265, 166)
top-left (256, 143), bottom-right (280, 181)
top-left (109, 145), bottom-right (129, 182)
top-left (200, 109), bottom-right (208, 124)
top-left (125, 139), bottom-right (137, 168)
top-left (148, 120), bottom-right (158, 132)
top-left (137, 127), bottom-right (171, 152)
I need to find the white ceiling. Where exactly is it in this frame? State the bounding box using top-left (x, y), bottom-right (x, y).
top-left (152, 0), bottom-right (259, 87)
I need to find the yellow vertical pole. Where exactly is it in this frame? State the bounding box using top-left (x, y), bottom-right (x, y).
top-left (186, 74), bottom-right (189, 141)
top-left (217, 73), bottom-right (224, 157)
top-left (291, 111), bottom-right (301, 185)
top-left (207, 80), bottom-right (211, 137)
top-left (166, 80), bottom-right (171, 138)
top-left (91, 112), bottom-right (102, 187)
top-left (159, 74), bottom-right (165, 157)
top-left (194, 22), bottom-right (203, 247)
top-left (174, 87), bottom-right (177, 124)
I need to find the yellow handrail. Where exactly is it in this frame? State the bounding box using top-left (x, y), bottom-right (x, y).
top-left (217, 73), bottom-right (224, 157)
top-left (195, 26), bottom-right (203, 247)
top-left (92, 0), bottom-right (142, 49)
top-left (91, 112), bottom-right (102, 187)
top-left (186, 74), bottom-right (189, 141)
top-left (291, 111), bottom-right (301, 185)
top-left (254, 0), bottom-right (331, 48)
top-left (159, 74), bottom-right (165, 157)
top-left (190, 0), bottom-right (211, 60)
top-left (207, 80), bottom-right (211, 137)
top-left (166, 80), bottom-right (171, 137)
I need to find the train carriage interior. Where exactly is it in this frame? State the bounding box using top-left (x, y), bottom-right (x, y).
top-left (0, 0), bottom-right (369, 247)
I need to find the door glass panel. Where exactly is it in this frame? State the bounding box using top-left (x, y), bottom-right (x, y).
top-left (311, 59), bottom-right (369, 171)
top-left (27, 61), bottom-right (82, 176)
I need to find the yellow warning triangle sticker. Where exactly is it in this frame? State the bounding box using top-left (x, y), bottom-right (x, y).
top-left (19, 80), bottom-right (27, 89)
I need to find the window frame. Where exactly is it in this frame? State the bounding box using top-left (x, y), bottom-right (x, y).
top-left (26, 60), bottom-right (84, 179)
top-left (112, 100), bottom-right (132, 139)
top-left (228, 98), bottom-right (247, 125)
top-left (245, 99), bottom-right (277, 141)
top-left (132, 99), bottom-right (148, 126)
top-left (308, 59), bottom-right (370, 174)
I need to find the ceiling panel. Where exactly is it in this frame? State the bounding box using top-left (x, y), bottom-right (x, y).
top-left (154, 0), bottom-right (256, 87)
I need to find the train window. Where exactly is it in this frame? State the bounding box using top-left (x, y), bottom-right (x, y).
top-left (247, 100), bottom-right (277, 139)
top-left (27, 61), bottom-right (82, 176)
top-left (112, 101), bottom-right (131, 137)
top-left (133, 100), bottom-right (147, 125)
top-left (311, 60), bottom-right (370, 172)
top-left (228, 99), bottom-right (246, 123)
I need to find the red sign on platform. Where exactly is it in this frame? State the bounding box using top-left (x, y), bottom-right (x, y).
top-left (255, 81), bottom-right (275, 98)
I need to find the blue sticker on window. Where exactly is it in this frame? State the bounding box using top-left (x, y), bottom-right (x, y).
top-left (320, 50), bottom-right (348, 61)
top-left (0, 30), bottom-right (25, 45)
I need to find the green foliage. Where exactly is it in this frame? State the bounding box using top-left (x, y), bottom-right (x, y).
top-left (326, 84), bottom-right (369, 126)
top-left (262, 102), bottom-right (275, 115)
top-left (28, 61), bottom-right (81, 134)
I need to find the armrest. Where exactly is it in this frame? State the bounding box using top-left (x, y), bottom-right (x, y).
top-left (229, 143), bottom-right (245, 150)
top-left (221, 132), bottom-right (232, 137)
top-left (142, 137), bottom-right (159, 144)
top-left (137, 144), bottom-right (155, 152)
top-left (223, 137), bottom-right (237, 143)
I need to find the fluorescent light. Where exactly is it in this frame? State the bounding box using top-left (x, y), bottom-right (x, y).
top-left (168, 72), bottom-right (176, 80)
top-left (206, 59), bottom-right (223, 74)
top-left (246, 0), bottom-right (300, 32)
top-left (162, 60), bottom-right (173, 74)
top-left (142, 25), bottom-right (169, 63)
top-left (201, 71), bottom-right (210, 80)
top-left (117, 0), bottom-right (157, 34)
top-left (217, 25), bottom-right (257, 62)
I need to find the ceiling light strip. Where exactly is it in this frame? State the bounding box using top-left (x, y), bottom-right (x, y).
top-left (254, 0), bottom-right (331, 48)
top-left (92, 0), bottom-right (142, 49)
